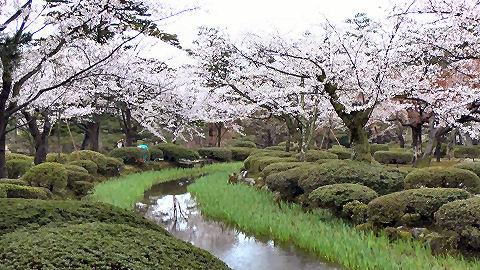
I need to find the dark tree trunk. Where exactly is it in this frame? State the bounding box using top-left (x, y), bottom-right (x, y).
top-left (411, 124), bottom-right (422, 167)
top-left (395, 124), bottom-right (405, 148)
top-left (120, 108), bottom-right (137, 147)
top-left (81, 133), bottom-right (90, 150)
top-left (349, 121), bottom-right (370, 162)
top-left (435, 141), bottom-right (442, 162)
top-left (215, 122), bottom-right (223, 147)
top-left (23, 111), bottom-right (51, 165)
top-left (0, 121), bottom-right (7, 178)
top-left (285, 132), bottom-right (291, 152)
top-left (86, 121), bottom-right (100, 151)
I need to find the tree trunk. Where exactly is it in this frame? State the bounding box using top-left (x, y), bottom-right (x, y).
top-left (285, 132), bottom-right (291, 152)
top-left (411, 124), bottom-right (422, 167)
top-left (120, 108), bottom-right (137, 147)
top-left (215, 123), bottom-right (223, 147)
top-left (0, 121), bottom-right (7, 178)
top-left (349, 122), bottom-right (370, 162)
top-left (435, 141), bottom-right (442, 162)
top-left (81, 133), bottom-right (90, 150)
top-left (23, 111), bottom-right (51, 165)
top-left (86, 121), bottom-right (100, 152)
top-left (395, 124), bottom-right (405, 148)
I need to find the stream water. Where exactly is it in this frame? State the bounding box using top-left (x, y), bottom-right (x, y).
top-left (135, 179), bottom-right (342, 270)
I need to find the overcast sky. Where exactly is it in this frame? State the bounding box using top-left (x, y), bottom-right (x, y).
top-left (154, 0), bottom-right (392, 66)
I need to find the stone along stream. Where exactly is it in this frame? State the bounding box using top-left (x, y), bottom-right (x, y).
top-left (135, 179), bottom-right (342, 270)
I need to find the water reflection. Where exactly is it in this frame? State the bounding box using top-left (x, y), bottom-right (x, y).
top-left (136, 179), bottom-right (341, 270)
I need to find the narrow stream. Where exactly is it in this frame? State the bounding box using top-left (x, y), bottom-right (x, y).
top-left (135, 179), bottom-right (342, 270)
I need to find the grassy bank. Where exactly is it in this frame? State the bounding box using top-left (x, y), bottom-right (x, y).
top-left (91, 162), bottom-right (242, 209)
top-left (188, 169), bottom-right (479, 270)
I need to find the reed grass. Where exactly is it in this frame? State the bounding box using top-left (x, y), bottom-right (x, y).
top-left (188, 168), bottom-right (480, 270)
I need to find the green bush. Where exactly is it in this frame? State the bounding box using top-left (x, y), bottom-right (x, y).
top-left (262, 162), bottom-right (305, 178)
top-left (66, 169), bottom-right (92, 187)
top-left (265, 145), bottom-right (286, 151)
top-left (5, 153), bottom-right (32, 161)
top-left (156, 143), bottom-right (199, 161)
top-left (367, 188), bottom-right (471, 226)
top-left (68, 160), bottom-right (98, 174)
top-left (0, 178), bottom-right (27, 186)
top-left (150, 148), bottom-right (164, 161)
top-left (0, 184), bottom-right (52, 199)
top-left (234, 141), bottom-right (257, 148)
top-left (68, 150), bottom-right (107, 171)
top-left (23, 162), bottom-right (68, 192)
top-left (265, 165), bottom-right (319, 201)
top-left (247, 156), bottom-right (298, 174)
top-left (109, 147), bottom-right (150, 165)
top-left (6, 159), bottom-right (32, 178)
top-left (298, 160), bottom-right (406, 195)
top-left (303, 150), bottom-right (338, 162)
top-left (373, 151), bottom-right (413, 164)
top-left (103, 157), bottom-right (124, 176)
top-left (343, 200), bottom-right (368, 224)
top-left (243, 150), bottom-right (295, 171)
top-left (370, 144), bottom-right (389, 154)
top-left (46, 153), bottom-right (68, 164)
top-left (454, 146), bottom-right (480, 160)
top-left (143, 161), bottom-right (175, 171)
top-left (435, 197), bottom-right (480, 250)
top-left (454, 162), bottom-right (480, 177)
top-left (309, 184), bottom-right (378, 212)
top-left (198, 147), bottom-right (232, 161)
top-left (404, 167), bottom-right (480, 193)
top-left (0, 199), bottom-right (167, 236)
top-left (71, 181), bottom-right (94, 196)
top-left (0, 222), bottom-right (229, 270)
top-left (327, 147), bottom-right (352, 159)
top-left (64, 164), bottom-right (89, 174)
top-left (231, 147), bottom-right (254, 161)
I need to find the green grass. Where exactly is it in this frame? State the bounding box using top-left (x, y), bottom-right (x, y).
top-left (188, 167), bottom-right (480, 270)
top-left (91, 163), bottom-right (241, 209)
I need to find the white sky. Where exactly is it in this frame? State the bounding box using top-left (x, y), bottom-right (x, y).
top-left (154, 0), bottom-right (392, 66)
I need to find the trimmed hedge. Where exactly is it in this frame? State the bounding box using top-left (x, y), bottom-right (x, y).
top-left (298, 160), bottom-right (406, 195)
top-left (0, 178), bottom-right (28, 186)
top-left (66, 170), bottom-right (92, 187)
top-left (435, 197), bottom-right (480, 250)
top-left (5, 153), bottom-right (32, 161)
top-left (454, 162), bottom-right (480, 177)
top-left (370, 144), bottom-right (389, 154)
top-left (373, 150), bottom-right (413, 165)
top-left (46, 153), bottom-right (68, 164)
top-left (265, 165), bottom-right (319, 201)
top-left (6, 159), bottom-right (32, 178)
top-left (71, 181), bottom-right (94, 196)
top-left (64, 164), bottom-right (89, 174)
top-left (243, 150), bottom-right (295, 171)
top-left (68, 150), bottom-right (107, 171)
top-left (234, 141), bottom-right (257, 148)
top-left (303, 150), bottom-right (338, 162)
top-left (103, 157), bottom-right (124, 176)
top-left (0, 184), bottom-right (52, 199)
top-left (198, 147), bottom-right (232, 161)
top-left (150, 148), bottom-right (164, 161)
top-left (343, 200), bottom-right (368, 224)
top-left (327, 147), bottom-right (352, 160)
top-left (367, 188), bottom-right (471, 226)
top-left (109, 147), bottom-right (150, 165)
top-left (68, 160), bottom-right (98, 175)
top-left (262, 162), bottom-right (305, 178)
top-left (247, 156), bottom-right (298, 174)
top-left (454, 146), bottom-right (480, 160)
top-left (231, 147), bottom-right (254, 161)
top-left (23, 162), bottom-right (68, 192)
top-left (309, 184), bottom-right (378, 212)
top-left (404, 167), bottom-right (480, 193)
top-left (0, 223), bottom-right (229, 270)
top-left (155, 143), bottom-right (199, 161)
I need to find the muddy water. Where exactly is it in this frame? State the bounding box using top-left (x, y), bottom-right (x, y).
top-left (135, 179), bottom-right (342, 270)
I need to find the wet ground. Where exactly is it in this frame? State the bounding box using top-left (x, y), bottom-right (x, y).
top-left (135, 179), bottom-right (342, 270)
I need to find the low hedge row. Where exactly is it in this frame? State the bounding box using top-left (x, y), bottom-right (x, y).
top-left (198, 147), bottom-right (232, 161)
top-left (234, 141), bottom-right (257, 148)
top-left (0, 184), bottom-right (52, 200)
top-left (454, 146), bottom-right (480, 160)
top-left (230, 147), bottom-right (254, 161)
top-left (302, 150), bottom-right (338, 162)
top-left (68, 150), bottom-right (107, 171)
top-left (155, 143), bottom-right (199, 162)
top-left (109, 147), bottom-right (150, 165)
top-left (404, 167), bottom-right (480, 193)
top-left (327, 146), bottom-right (352, 160)
top-left (373, 151), bottom-right (413, 165)
top-left (370, 144), bottom-right (389, 154)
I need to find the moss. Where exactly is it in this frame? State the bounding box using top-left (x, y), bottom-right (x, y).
top-left (0, 184), bottom-right (52, 199)
top-left (109, 147), bottom-right (150, 165)
top-left (302, 150), bottom-right (338, 162)
top-left (102, 157), bottom-right (124, 176)
top-left (261, 162), bottom-right (305, 178)
top-left (46, 153), bottom-right (68, 164)
top-left (198, 147), bottom-right (232, 161)
top-left (404, 167), bottom-right (480, 193)
top-left (343, 200), bottom-right (368, 224)
top-left (5, 153), bottom-right (32, 161)
top-left (0, 222), bottom-right (229, 270)
top-left (373, 151), bottom-right (413, 165)
top-left (0, 178), bottom-right (28, 186)
top-left (230, 147), bottom-right (255, 161)
top-left (68, 160), bottom-right (98, 174)
top-left (454, 146), bottom-right (480, 160)
top-left (367, 188), bottom-right (471, 227)
top-left (370, 144), bottom-right (389, 154)
top-left (298, 160), bottom-right (406, 195)
top-left (454, 162), bottom-right (480, 177)
top-left (6, 159), bottom-right (32, 178)
top-left (234, 141), bottom-right (257, 148)
top-left (23, 162), bottom-right (68, 192)
top-left (309, 184), bottom-right (378, 212)
top-left (435, 197), bottom-right (480, 250)
top-left (327, 147), bottom-right (352, 160)
top-left (68, 150), bottom-right (107, 171)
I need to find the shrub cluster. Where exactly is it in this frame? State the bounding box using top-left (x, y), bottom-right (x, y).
top-left (23, 162), bottom-right (68, 192)
top-left (261, 162), bottom-right (305, 178)
top-left (0, 179), bottom-right (28, 186)
top-left (155, 143), bottom-right (199, 161)
top-left (343, 200), bottom-right (368, 224)
top-left (246, 156), bottom-right (298, 174)
top-left (103, 157), bottom-right (124, 177)
top-left (6, 159), bottom-right (32, 178)
top-left (0, 184), bottom-right (52, 200)
top-left (370, 144), bottom-right (389, 154)
top-left (309, 183), bottom-right (378, 212)
top-left (373, 151), bottom-right (413, 165)
top-left (327, 146), bottom-right (352, 160)
top-left (68, 160), bottom-right (98, 174)
top-left (198, 147), bottom-right (232, 161)
top-left (243, 150), bottom-right (295, 171)
top-left (46, 153), bottom-right (68, 164)
top-left (234, 141), bottom-right (257, 148)
top-left (68, 150), bottom-right (107, 171)
top-left (265, 165), bottom-right (318, 201)
top-left (5, 153), bottom-right (32, 161)
top-left (303, 150), bottom-right (338, 162)
top-left (230, 147), bottom-right (255, 161)
top-left (404, 167), bottom-right (480, 193)
top-left (454, 162), bottom-right (480, 177)
top-left (367, 188), bottom-right (471, 226)
top-left (109, 147), bottom-right (150, 165)
top-left (454, 146), bottom-right (480, 160)
top-left (149, 148), bottom-right (164, 161)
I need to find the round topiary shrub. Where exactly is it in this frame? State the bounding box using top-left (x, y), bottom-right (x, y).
top-left (309, 183), bottom-right (378, 212)
top-left (198, 147), bottom-right (232, 161)
top-left (262, 162), bottom-right (305, 178)
top-left (343, 200), bottom-right (368, 224)
top-left (68, 150), bottom-right (107, 171)
top-left (0, 222), bottom-right (229, 270)
top-left (247, 156), bottom-right (298, 174)
top-left (46, 153), bottom-right (68, 164)
top-left (231, 147), bottom-right (254, 161)
top-left (65, 168), bottom-right (92, 187)
top-left (454, 146), bottom-right (480, 161)
top-left (373, 151), bottom-right (413, 165)
top-left (64, 165), bottom-right (89, 174)
top-left (367, 188), bottom-right (471, 226)
top-left (404, 167), bottom-right (480, 193)
top-left (6, 159), bottom-right (32, 178)
top-left (265, 165), bottom-right (316, 201)
top-left (244, 150), bottom-right (295, 171)
top-left (109, 147), bottom-right (150, 165)
top-left (370, 144), bottom-right (389, 154)
top-left (454, 162), bottom-right (480, 177)
top-left (103, 157), bottom-right (124, 176)
top-left (327, 147), bottom-right (352, 160)
top-left (435, 197), bottom-right (480, 250)
top-left (234, 141), bottom-right (257, 148)
top-left (71, 181), bottom-right (94, 196)
top-left (156, 143), bottom-right (199, 162)
top-left (0, 178), bottom-right (28, 186)
top-left (0, 184), bottom-right (52, 200)
top-left (5, 153), bottom-right (32, 161)
top-left (303, 150), bottom-right (338, 162)
top-left (298, 160), bottom-right (406, 195)
top-left (23, 162), bottom-right (68, 192)
top-left (68, 160), bottom-right (98, 175)
top-left (149, 148), bottom-right (164, 161)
